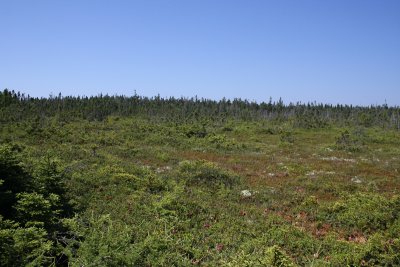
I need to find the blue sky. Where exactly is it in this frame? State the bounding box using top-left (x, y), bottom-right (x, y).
top-left (1, 0), bottom-right (399, 105)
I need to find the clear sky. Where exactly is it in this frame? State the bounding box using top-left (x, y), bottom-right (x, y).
top-left (1, 0), bottom-right (399, 106)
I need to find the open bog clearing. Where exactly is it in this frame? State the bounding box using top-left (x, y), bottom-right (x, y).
top-left (1, 92), bottom-right (400, 266)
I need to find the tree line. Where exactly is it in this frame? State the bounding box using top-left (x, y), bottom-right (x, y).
top-left (1, 89), bottom-right (399, 129)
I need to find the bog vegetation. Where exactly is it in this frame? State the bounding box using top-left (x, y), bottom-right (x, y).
top-left (1, 89), bottom-right (400, 266)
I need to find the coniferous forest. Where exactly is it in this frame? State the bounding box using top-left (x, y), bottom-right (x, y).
top-left (1, 88), bottom-right (400, 266)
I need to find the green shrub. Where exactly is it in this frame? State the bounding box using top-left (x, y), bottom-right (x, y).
top-left (181, 124), bottom-right (207, 138)
top-left (334, 128), bottom-right (368, 152)
top-left (296, 195), bottom-right (319, 219)
top-left (207, 134), bottom-right (239, 149)
top-left (95, 165), bottom-right (166, 193)
top-left (14, 192), bottom-right (61, 230)
top-left (258, 126), bottom-right (280, 135)
top-left (280, 131), bottom-right (295, 144)
top-left (0, 144), bottom-right (33, 218)
top-left (111, 172), bottom-right (139, 186)
top-left (223, 241), bottom-right (296, 266)
top-left (178, 160), bottom-right (241, 187)
top-left (323, 232), bottom-right (400, 266)
top-left (0, 216), bottom-right (54, 267)
top-left (0, 145), bottom-right (73, 265)
top-left (65, 214), bottom-right (138, 266)
top-left (326, 193), bottom-right (394, 232)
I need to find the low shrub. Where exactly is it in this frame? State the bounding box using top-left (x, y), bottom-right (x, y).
top-left (223, 244), bottom-right (296, 266)
top-left (280, 131), bottom-right (295, 144)
top-left (324, 192), bottom-right (395, 232)
top-left (0, 217), bottom-right (54, 267)
top-left (207, 134), bottom-right (239, 150)
top-left (334, 128), bottom-right (368, 152)
top-left (178, 160), bottom-right (241, 187)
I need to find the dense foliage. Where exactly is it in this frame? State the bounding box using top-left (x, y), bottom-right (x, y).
top-left (1, 89), bottom-right (399, 266)
top-left (1, 89), bottom-right (399, 129)
top-left (0, 145), bottom-right (72, 266)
